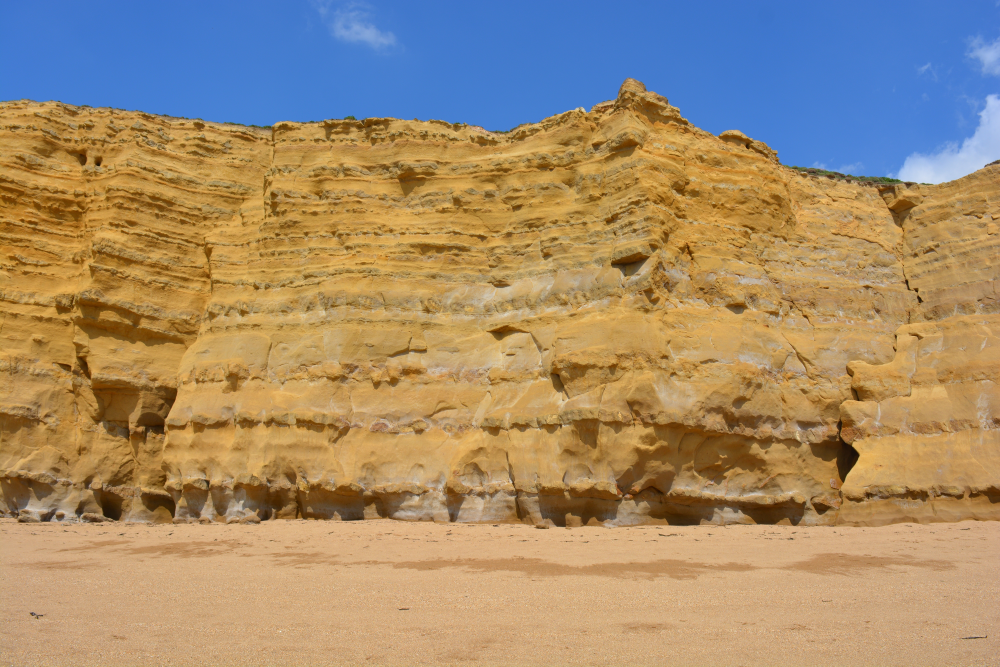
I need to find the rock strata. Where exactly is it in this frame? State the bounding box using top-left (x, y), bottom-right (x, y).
top-left (1, 79), bottom-right (997, 526)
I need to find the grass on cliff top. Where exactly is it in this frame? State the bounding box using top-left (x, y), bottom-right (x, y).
top-left (789, 165), bottom-right (903, 184)
top-left (223, 121), bottom-right (272, 129)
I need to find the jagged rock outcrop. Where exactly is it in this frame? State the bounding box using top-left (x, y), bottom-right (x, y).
top-left (1, 79), bottom-right (997, 526)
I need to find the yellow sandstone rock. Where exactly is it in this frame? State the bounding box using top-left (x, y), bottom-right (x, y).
top-left (1, 79), bottom-right (997, 526)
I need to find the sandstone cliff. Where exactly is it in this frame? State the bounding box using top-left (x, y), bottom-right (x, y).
top-left (1, 79), bottom-right (997, 526)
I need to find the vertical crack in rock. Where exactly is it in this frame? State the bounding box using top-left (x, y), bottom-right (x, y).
top-left (0, 85), bottom-right (997, 526)
top-left (835, 173), bottom-right (1000, 524)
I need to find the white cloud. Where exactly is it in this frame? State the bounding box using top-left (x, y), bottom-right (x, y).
top-left (312, 1), bottom-right (396, 51)
top-left (809, 161), bottom-right (866, 175)
top-left (917, 62), bottom-right (938, 81)
top-left (968, 36), bottom-right (1000, 76)
top-left (897, 94), bottom-right (1000, 183)
top-left (837, 162), bottom-right (864, 175)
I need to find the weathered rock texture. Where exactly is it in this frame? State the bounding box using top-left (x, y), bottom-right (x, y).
top-left (1, 79), bottom-right (997, 526)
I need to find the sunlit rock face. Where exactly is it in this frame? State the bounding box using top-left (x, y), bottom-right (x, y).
top-left (1, 79), bottom-right (997, 526)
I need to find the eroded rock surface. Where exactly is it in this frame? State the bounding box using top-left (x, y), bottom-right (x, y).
top-left (1, 79), bottom-right (997, 525)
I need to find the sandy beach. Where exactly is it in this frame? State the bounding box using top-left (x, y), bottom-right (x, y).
top-left (1, 519), bottom-right (997, 666)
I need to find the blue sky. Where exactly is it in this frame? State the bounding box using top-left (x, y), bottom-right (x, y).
top-left (2, 1), bottom-right (999, 183)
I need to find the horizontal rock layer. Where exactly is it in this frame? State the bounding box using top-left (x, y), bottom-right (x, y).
top-left (1, 79), bottom-right (997, 526)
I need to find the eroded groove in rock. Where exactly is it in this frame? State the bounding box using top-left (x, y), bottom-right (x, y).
top-left (1, 79), bottom-right (997, 526)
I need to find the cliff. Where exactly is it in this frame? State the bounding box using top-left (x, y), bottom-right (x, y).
top-left (1, 79), bottom-right (997, 526)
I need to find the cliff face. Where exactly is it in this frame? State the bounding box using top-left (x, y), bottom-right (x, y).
top-left (1, 79), bottom-right (997, 526)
